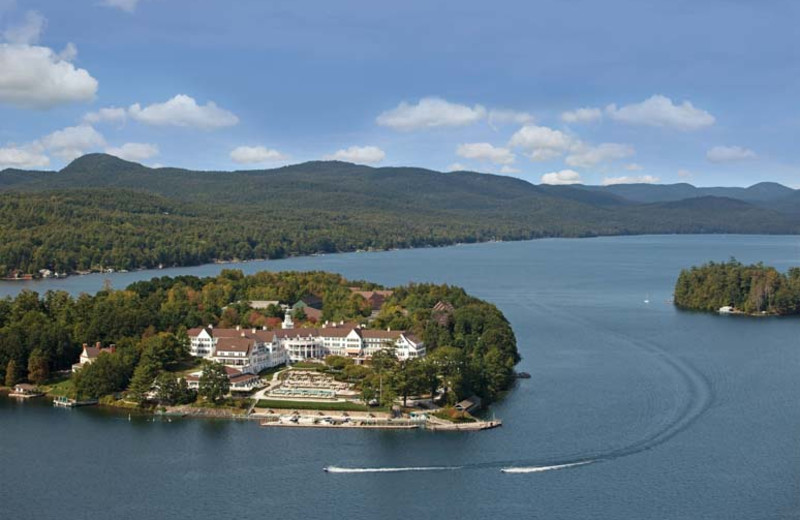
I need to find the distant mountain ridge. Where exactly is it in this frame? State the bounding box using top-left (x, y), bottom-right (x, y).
top-left (0, 154), bottom-right (797, 276)
top-left (577, 181), bottom-right (797, 205)
top-left (3, 154), bottom-right (795, 206)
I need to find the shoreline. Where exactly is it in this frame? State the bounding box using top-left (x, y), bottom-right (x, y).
top-left (3, 390), bottom-right (504, 431)
top-left (3, 232), bottom-right (799, 284)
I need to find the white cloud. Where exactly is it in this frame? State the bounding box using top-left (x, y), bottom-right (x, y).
top-left (456, 142), bottom-right (515, 165)
top-left (230, 145), bottom-right (287, 164)
top-left (376, 97), bottom-right (486, 131)
top-left (0, 43), bottom-right (98, 108)
top-left (40, 124), bottom-right (105, 161)
top-left (508, 125), bottom-right (576, 161)
top-left (129, 94), bottom-right (239, 129)
top-left (602, 175), bottom-right (660, 186)
top-left (105, 142), bottom-right (158, 162)
top-left (102, 0), bottom-right (139, 13)
top-left (447, 162), bottom-right (468, 172)
top-left (2, 10), bottom-right (45, 44)
top-left (500, 165), bottom-right (520, 174)
top-left (561, 107), bottom-right (602, 124)
top-left (606, 95), bottom-right (714, 131)
top-left (624, 163), bottom-right (643, 171)
top-left (83, 106), bottom-right (127, 125)
top-left (678, 169), bottom-right (692, 179)
top-left (0, 145), bottom-right (49, 169)
top-left (566, 142), bottom-right (634, 169)
top-left (323, 145), bottom-right (385, 164)
top-left (58, 42), bottom-right (77, 61)
top-left (540, 169), bottom-right (583, 185)
top-left (706, 145), bottom-right (756, 163)
top-left (488, 109), bottom-right (534, 129)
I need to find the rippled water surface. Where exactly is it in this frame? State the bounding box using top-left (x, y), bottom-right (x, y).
top-left (1, 235), bottom-right (799, 519)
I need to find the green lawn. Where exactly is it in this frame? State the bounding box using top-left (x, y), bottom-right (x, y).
top-left (168, 359), bottom-right (202, 376)
top-left (255, 399), bottom-right (371, 412)
top-left (258, 364), bottom-right (288, 378)
top-left (288, 362), bottom-right (325, 370)
top-left (433, 407), bottom-right (477, 423)
top-left (42, 376), bottom-right (75, 398)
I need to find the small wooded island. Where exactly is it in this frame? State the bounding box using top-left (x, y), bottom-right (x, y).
top-left (0, 270), bottom-right (519, 429)
top-left (674, 259), bottom-right (800, 315)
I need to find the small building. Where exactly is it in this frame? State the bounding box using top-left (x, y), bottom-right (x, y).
top-left (432, 301), bottom-right (455, 326)
top-left (304, 306), bottom-right (323, 322)
top-left (294, 294), bottom-right (323, 310)
top-left (72, 342), bottom-right (116, 372)
top-left (455, 395), bottom-right (483, 414)
top-left (10, 383), bottom-right (43, 398)
top-left (350, 288), bottom-right (394, 311)
top-left (184, 366), bottom-right (261, 393)
top-left (718, 306), bottom-right (735, 314)
top-left (249, 300), bottom-right (281, 310)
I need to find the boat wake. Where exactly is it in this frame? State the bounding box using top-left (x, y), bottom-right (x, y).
top-left (500, 461), bottom-right (594, 474)
top-left (325, 299), bottom-right (714, 477)
top-left (324, 465), bottom-right (461, 473)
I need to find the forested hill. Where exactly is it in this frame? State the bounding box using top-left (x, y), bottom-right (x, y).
top-left (0, 153), bottom-right (798, 276)
top-left (578, 181), bottom-right (797, 205)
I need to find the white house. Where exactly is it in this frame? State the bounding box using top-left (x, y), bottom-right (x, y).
top-left (72, 342), bottom-right (116, 372)
top-left (184, 366), bottom-right (261, 392)
top-left (187, 314), bottom-right (425, 368)
top-left (187, 326), bottom-right (286, 374)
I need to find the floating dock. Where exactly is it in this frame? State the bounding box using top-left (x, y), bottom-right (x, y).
top-left (53, 396), bottom-right (98, 408)
top-left (259, 414), bottom-right (501, 431)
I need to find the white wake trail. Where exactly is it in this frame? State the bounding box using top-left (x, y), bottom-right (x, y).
top-left (500, 461), bottom-right (594, 474)
top-left (324, 466), bottom-right (461, 474)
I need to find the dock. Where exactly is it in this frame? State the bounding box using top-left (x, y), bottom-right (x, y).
top-left (258, 412), bottom-right (501, 431)
top-left (53, 396), bottom-right (98, 408)
top-left (424, 417), bottom-right (502, 431)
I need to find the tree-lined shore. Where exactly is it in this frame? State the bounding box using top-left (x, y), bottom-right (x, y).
top-left (2, 154), bottom-right (798, 277)
top-left (1, 270), bottom-right (519, 410)
top-left (674, 259), bottom-right (800, 315)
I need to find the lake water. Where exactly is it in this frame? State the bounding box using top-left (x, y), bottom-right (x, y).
top-left (1, 235), bottom-right (799, 519)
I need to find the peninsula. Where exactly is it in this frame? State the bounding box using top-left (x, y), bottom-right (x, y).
top-left (1, 270), bottom-right (519, 427)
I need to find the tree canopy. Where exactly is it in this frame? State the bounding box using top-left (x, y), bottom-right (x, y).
top-left (674, 259), bottom-right (800, 315)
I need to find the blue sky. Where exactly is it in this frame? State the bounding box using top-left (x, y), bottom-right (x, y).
top-left (0, 0), bottom-right (798, 187)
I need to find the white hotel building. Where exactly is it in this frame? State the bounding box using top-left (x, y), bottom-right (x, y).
top-left (187, 312), bottom-right (425, 375)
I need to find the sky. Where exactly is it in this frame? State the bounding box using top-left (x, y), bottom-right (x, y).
top-left (0, 0), bottom-right (798, 187)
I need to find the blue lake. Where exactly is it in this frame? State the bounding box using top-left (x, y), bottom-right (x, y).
top-left (1, 235), bottom-right (799, 519)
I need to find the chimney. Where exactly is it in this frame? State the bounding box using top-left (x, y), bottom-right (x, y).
top-left (236, 325), bottom-right (240, 331)
top-left (262, 325), bottom-right (267, 330)
top-left (251, 328), bottom-right (256, 334)
top-left (241, 332), bottom-right (245, 337)
top-left (96, 341), bottom-right (101, 349)
top-left (208, 324), bottom-right (213, 329)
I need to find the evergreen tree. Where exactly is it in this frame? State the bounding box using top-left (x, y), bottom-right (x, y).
top-left (27, 349), bottom-right (50, 385)
top-left (5, 359), bottom-right (19, 387)
top-left (154, 371), bottom-right (181, 405)
top-left (128, 352), bottom-right (161, 404)
top-left (198, 361), bottom-right (229, 403)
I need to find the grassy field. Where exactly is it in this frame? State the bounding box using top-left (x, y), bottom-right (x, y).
top-left (258, 364), bottom-right (288, 379)
top-left (287, 362), bottom-right (325, 371)
top-left (42, 376), bottom-right (74, 398)
top-left (433, 407), bottom-right (477, 423)
top-left (255, 399), bottom-right (371, 412)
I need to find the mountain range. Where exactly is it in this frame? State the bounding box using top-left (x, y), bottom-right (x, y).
top-left (0, 154), bottom-right (798, 275)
